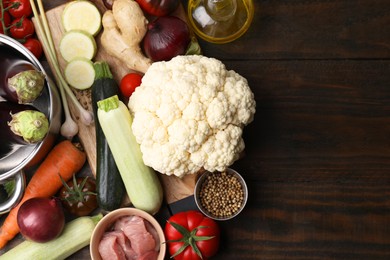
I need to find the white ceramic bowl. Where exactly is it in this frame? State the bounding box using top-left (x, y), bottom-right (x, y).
top-left (90, 207), bottom-right (166, 260)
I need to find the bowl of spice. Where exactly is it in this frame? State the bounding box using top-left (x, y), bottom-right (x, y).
top-left (194, 168), bottom-right (248, 221)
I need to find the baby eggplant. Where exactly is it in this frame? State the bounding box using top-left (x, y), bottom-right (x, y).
top-left (0, 60), bottom-right (45, 104)
top-left (0, 101), bottom-right (49, 145)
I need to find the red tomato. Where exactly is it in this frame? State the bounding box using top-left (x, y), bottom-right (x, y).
top-left (23, 38), bottom-right (43, 59)
top-left (120, 73), bottom-right (142, 98)
top-left (165, 210), bottom-right (220, 260)
top-left (58, 176), bottom-right (98, 217)
top-left (0, 10), bottom-right (11, 34)
top-left (9, 16), bottom-right (35, 39)
top-left (7, 0), bottom-right (32, 18)
top-left (2, 0), bottom-right (9, 8)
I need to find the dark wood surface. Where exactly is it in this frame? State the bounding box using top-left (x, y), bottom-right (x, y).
top-left (2, 0), bottom-right (390, 259)
top-left (195, 0), bottom-right (390, 259)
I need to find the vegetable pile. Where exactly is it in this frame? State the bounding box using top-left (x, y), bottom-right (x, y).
top-left (0, 140), bottom-right (86, 249)
top-left (0, 0), bottom-right (43, 58)
top-left (26, 0), bottom-right (95, 140)
top-left (0, 0), bottom-right (257, 259)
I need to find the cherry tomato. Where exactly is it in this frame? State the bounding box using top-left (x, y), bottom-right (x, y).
top-left (1, 0), bottom-right (9, 8)
top-left (0, 10), bottom-right (11, 34)
top-left (7, 0), bottom-right (32, 18)
top-left (23, 38), bottom-right (43, 59)
top-left (9, 16), bottom-right (35, 39)
top-left (58, 176), bottom-right (98, 217)
top-left (165, 210), bottom-right (220, 260)
top-left (120, 73), bottom-right (143, 98)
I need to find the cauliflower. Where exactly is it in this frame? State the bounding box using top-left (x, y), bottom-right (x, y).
top-left (128, 55), bottom-right (256, 177)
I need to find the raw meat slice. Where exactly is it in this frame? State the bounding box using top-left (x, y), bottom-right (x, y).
top-left (109, 230), bottom-right (136, 259)
top-left (114, 215), bottom-right (135, 232)
top-left (138, 250), bottom-right (159, 260)
top-left (98, 232), bottom-right (126, 260)
top-left (122, 216), bottom-right (156, 255)
top-left (144, 219), bottom-right (161, 251)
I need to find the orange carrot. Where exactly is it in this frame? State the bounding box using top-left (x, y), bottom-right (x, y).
top-left (0, 140), bottom-right (86, 249)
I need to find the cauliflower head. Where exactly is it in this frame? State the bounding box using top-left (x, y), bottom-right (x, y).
top-left (128, 55), bottom-right (256, 177)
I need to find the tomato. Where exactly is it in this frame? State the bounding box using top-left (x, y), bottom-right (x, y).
top-left (0, 10), bottom-right (11, 34)
top-left (9, 16), bottom-right (35, 39)
top-left (165, 210), bottom-right (220, 260)
top-left (136, 0), bottom-right (180, 16)
top-left (7, 0), bottom-right (32, 18)
top-left (120, 72), bottom-right (143, 98)
top-left (23, 37), bottom-right (43, 59)
top-left (58, 176), bottom-right (98, 217)
top-left (1, 0), bottom-right (9, 8)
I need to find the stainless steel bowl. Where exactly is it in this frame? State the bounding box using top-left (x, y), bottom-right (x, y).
top-left (0, 34), bottom-right (62, 214)
top-left (194, 168), bottom-right (248, 221)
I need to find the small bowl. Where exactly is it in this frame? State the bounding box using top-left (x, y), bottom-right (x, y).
top-left (90, 208), bottom-right (166, 260)
top-left (194, 168), bottom-right (248, 221)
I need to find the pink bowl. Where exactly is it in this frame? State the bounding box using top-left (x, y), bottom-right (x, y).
top-left (90, 207), bottom-right (166, 260)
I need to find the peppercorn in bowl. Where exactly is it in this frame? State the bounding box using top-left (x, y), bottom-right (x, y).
top-left (194, 168), bottom-right (248, 221)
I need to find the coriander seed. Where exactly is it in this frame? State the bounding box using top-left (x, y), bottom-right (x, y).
top-left (198, 170), bottom-right (246, 219)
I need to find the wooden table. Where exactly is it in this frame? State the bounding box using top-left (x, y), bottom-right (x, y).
top-left (2, 0), bottom-right (390, 259)
top-left (188, 0), bottom-right (390, 259)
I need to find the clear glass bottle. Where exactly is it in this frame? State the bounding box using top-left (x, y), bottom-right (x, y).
top-left (187, 0), bottom-right (254, 44)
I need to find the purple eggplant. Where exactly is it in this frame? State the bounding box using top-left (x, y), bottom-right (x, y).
top-left (1, 59), bottom-right (45, 104)
top-left (0, 101), bottom-right (49, 145)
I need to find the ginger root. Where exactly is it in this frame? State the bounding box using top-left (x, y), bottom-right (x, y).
top-left (101, 0), bottom-right (152, 73)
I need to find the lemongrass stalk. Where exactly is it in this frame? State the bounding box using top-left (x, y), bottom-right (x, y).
top-left (29, 0), bottom-right (93, 126)
top-left (36, 0), bottom-right (93, 126)
top-left (28, 0), bottom-right (78, 139)
top-left (36, 0), bottom-right (57, 64)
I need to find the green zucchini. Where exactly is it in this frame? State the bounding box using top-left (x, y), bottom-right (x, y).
top-left (91, 61), bottom-right (125, 211)
top-left (1, 214), bottom-right (102, 259)
top-left (97, 95), bottom-right (163, 214)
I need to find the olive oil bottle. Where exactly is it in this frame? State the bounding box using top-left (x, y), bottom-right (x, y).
top-left (187, 0), bottom-right (254, 44)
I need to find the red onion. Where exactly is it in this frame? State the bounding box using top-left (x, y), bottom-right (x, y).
top-left (143, 16), bottom-right (190, 62)
top-left (136, 0), bottom-right (180, 17)
top-left (17, 197), bottom-right (65, 243)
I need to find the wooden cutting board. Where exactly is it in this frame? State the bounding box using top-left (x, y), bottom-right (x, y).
top-left (34, 0), bottom-right (199, 205)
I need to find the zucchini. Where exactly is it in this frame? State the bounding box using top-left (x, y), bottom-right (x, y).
top-left (64, 58), bottom-right (95, 90)
top-left (97, 95), bottom-right (163, 214)
top-left (1, 214), bottom-right (102, 259)
top-left (91, 61), bottom-right (125, 211)
top-left (62, 0), bottom-right (102, 36)
top-left (59, 30), bottom-right (97, 62)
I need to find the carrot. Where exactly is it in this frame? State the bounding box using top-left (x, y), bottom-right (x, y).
top-left (0, 140), bottom-right (86, 249)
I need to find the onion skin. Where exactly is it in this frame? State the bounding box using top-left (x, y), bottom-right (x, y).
top-left (102, 0), bottom-right (113, 10)
top-left (17, 197), bottom-right (65, 243)
top-left (143, 16), bottom-right (190, 62)
top-left (136, 0), bottom-right (180, 17)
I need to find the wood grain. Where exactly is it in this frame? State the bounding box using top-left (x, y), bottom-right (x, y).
top-left (192, 0), bottom-right (390, 60)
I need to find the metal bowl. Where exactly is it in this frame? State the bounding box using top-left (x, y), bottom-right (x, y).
top-left (0, 34), bottom-right (62, 214)
top-left (194, 168), bottom-right (248, 221)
